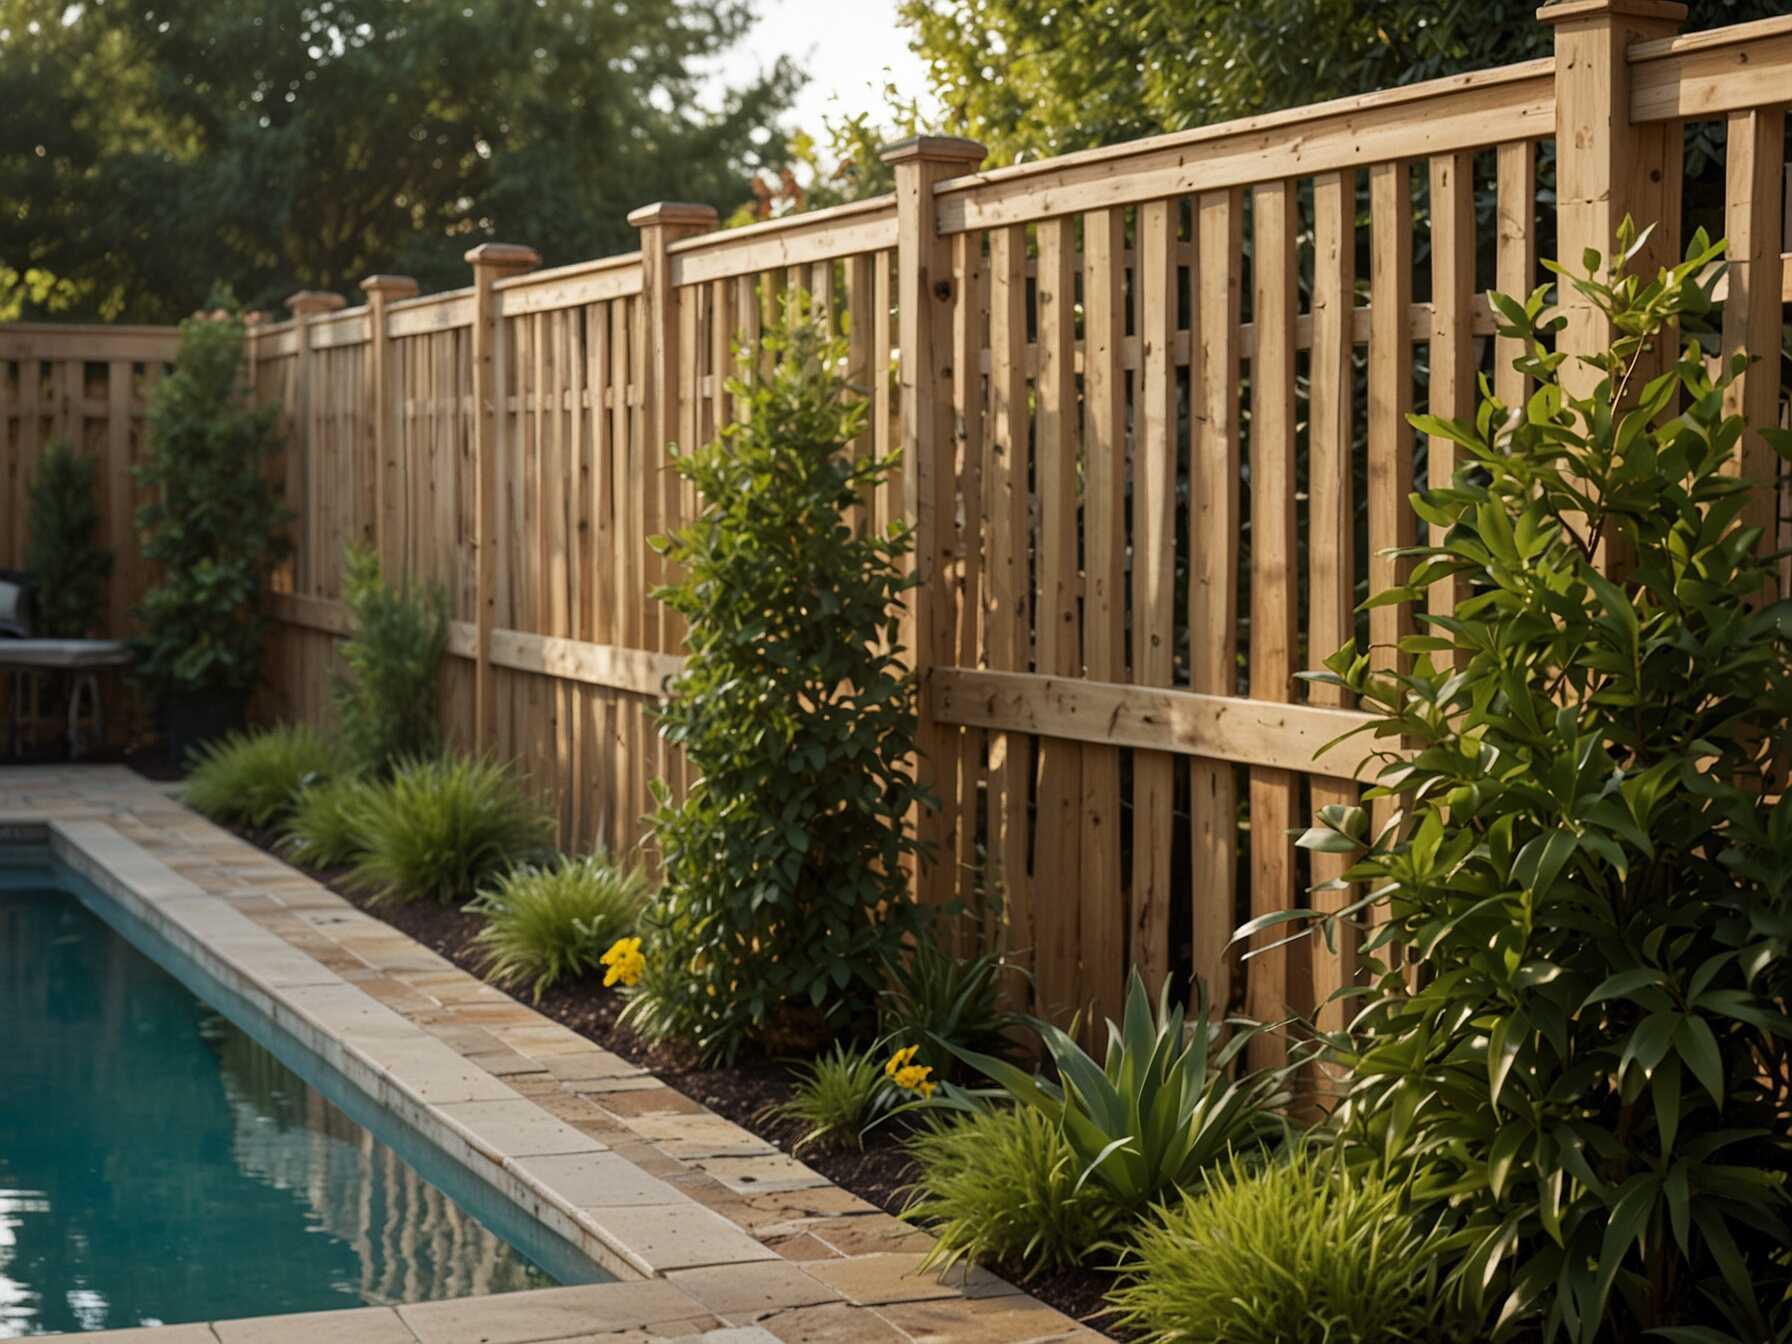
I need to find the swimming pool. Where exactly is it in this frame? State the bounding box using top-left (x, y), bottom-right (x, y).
top-left (0, 847), bottom-right (606, 1336)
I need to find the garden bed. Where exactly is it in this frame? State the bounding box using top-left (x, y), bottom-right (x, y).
top-left (225, 811), bottom-right (1120, 1334)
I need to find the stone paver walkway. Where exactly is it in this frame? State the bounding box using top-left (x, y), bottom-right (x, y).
top-left (2, 766), bottom-right (1099, 1344)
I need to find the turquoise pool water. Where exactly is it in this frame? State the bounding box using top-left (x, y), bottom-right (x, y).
top-left (0, 849), bottom-right (602, 1336)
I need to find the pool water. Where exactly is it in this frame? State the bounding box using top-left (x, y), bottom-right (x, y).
top-left (0, 863), bottom-right (567, 1336)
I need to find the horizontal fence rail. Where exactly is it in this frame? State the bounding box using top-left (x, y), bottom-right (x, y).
top-left (5, 1), bottom-right (1788, 1039)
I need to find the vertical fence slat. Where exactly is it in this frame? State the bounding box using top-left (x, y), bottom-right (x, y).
top-left (951, 231), bottom-right (989, 917)
top-left (1247, 179), bottom-right (1302, 1064)
top-left (1033, 215), bottom-right (1083, 1023)
top-left (1428, 152), bottom-right (1475, 637)
top-left (1494, 141), bottom-right (1537, 410)
top-left (1132, 198), bottom-right (1180, 995)
top-left (1081, 205), bottom-right (1127, 1026)
top-left (1192, 187), bottom-right (1243, 1013)
top-left (1307, 171), bottom-right (1359, 1040)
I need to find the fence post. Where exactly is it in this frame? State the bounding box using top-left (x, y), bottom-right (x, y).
top-left (882, 136), bottom-right (988, 911)
top-left (361, 274), bottom-right (418, 580)
top-left (627, 202), bottom-right (717, 659)
top-left (285, 290), bottom-right (347, 595)
top-left (465, 244), bottom-right (541, 754)
top-left (1541, 0), bottom-right (1687, 400)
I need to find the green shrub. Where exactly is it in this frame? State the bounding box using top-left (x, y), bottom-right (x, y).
top-left (25, 438), bottom-right (113, 638)
top-left (280, 774), bottom-right (375, 868)
top-left (348, 757), bottom-right (554, 906)
top-left (1290, 224), bottom-right (1792, 1340)
top-left (330, 543), bottom-right (448, 776)
top-left (879, 934), bottom-right (1025, 1081)
top-left (184, 724), bottom-right (339, 828)
top-left (942, 968), bottom-right (1287, 1213)
top-left (765, 1043), bottom-right (891, 1155)
top-left (1105, 1145), bottom-right (1465, 1344)
top-left (133, 303), bottom-right (291, 702)
top-left (465, 854), bottom-right (647, 1001)
top-left (903, 1105), bottom-right (1125, 1276)
top-left (630, 297), bottom-right (932, 1060)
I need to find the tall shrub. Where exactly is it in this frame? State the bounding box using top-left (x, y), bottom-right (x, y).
top-left (1293, 225), bottom-right (1792, 1341)
top-left (133, 305), bottom-right (290, 701)
top-left (330, 544), bottom-right (448, 775)
top-left (24, 438), bottom-right (113, 638)
top-left (627, 297), bottom-right (932, 1060)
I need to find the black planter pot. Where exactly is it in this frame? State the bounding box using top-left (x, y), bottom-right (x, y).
top-left (163, 690), bottom-right (248, 769)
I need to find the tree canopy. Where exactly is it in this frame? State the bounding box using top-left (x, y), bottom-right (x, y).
top-left (896, 0), bottom-right (1783, 167)
top-left (1, 0), bottom-right (798, 321)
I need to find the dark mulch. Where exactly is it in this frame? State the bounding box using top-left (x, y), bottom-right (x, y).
top-left (214, 799), bottom-right (1122, 1336)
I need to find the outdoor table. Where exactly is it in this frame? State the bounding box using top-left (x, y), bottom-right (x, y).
top-left (0, 640), bottom-right (134, 759)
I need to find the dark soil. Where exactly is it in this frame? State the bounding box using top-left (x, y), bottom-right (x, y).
top-left (217, 799), bottom-right (1122, 1336)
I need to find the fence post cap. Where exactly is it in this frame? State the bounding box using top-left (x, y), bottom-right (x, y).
top-left (286, 290), bottom-right (347, 317)
top-left (462, 243), bottom-right (542, 270)
top-left (1536, 0), bottom-right (1686, 26)
top-left (626, 202), bottom-right (719, 230)
top-left (878, 136), bottom-right (987, 168)
top-left (360, 274), bottom-right (420, 298)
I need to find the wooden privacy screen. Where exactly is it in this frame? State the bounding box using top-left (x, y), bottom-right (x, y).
top-left (5, 2), bottom-right (1789, 1037)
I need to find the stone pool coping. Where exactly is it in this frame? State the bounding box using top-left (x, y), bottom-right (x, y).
top-left (4, 766), bottom-right (1098, 1344)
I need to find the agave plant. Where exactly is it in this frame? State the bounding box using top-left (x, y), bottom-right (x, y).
top-left (939, 969), bottom-right (1289, 1210)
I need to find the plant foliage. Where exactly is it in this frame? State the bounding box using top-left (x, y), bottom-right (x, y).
top-left (903, 1105), bottom-right (1126, 1276)
top-left (940, 969), bottom-right (1288, 1212)
top-left (466, 854), bottom-right (647, 1002)
top-left (280, 774), bottom-right (375, 868)
top-left (630, 298), bottom-right (932, 1060)
top-left (1291, 224), bottom-right (1792, 1342)
top-left (24, 438), bottom-right (113, 638)
top-left (879, 931), bottom-right (1025, 1081)
top-left (765, 1043), bottom-right (893, 1155)
top-left (330, 543), bottom-right (448, 776)
top-left (1105, 1143), bottom-right (1467, 1344)
top-left (349, 756), bottom-right (554, 906)
top-left (184, 724), bottom-right (339, 828)
top-left (133, 306), bottom-right (290, 701)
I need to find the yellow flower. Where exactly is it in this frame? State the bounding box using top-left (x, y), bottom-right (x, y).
top-left (892, 1061), bottom-right (935, 1096)
top-left (884, 1044), bottom-right (920, 1079)
top-left (600, 936), bottom-right (645, 989)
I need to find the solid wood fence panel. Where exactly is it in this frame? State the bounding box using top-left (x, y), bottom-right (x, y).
top-left (14, 4), bottom-right (1788, 1042)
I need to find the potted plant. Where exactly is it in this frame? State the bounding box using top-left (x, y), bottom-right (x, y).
top-left (134, 301), bottom-right (291, 764)
top-left (26, 438), bottom-right (115, 638)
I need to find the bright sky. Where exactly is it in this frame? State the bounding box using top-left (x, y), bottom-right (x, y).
top-left (701, 0), bottom-right (938, 136)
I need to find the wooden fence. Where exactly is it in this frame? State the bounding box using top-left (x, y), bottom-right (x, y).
top-left (5, 1), bottom-right (1790, 1037)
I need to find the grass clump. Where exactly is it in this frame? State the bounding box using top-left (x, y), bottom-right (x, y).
top-left (902, 1106), bottom-right (1124, 1277)
top-left (184, 724), bottom-right (339, 828)
top-left (280, 774), bottom-right (376, 868)
top-left (349, 757), bottom-right (553, 906)
top-left (765, 1043), bottom-right (889, 1155)
top-left (466, 854), bottom-right (647, 1001)
top-left (1104, 1145), bottom-right (1463, 1344)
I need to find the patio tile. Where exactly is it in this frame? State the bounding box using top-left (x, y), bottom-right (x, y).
top-left (512, 1150), bottom-right (685, 1207)
top-left (874, 1296), bottom-right (1098, 1344)
top-left (624, 1113), bottom-right (777, 1159)
top-left (438, 1097), bottom-right (608, 1159)
top-left (757, 1303), bottom-right (907, 1344)
top-left (580, 1202), bottom-right (780, 1275)
top-left (665, 1260), bottom-right (840, 1320)
top-left (399, 1282), bottom-right (708, 1344)
top-left (797, 1255), bottom-right (1017, 1308)
top-left (690, 1153), bottom-right (830, 1195)
top-left (212, 1304), bottom-right (418, 1343)
top-left (65, 1327), bottom-right (219, 1344)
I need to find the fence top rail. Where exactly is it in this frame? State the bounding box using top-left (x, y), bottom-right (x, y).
top-left (492, 249), bottom-right (640, 292)
top-left (930, 56), bottom-right (1556, 233)
top-left (494, 250), bottom-right (642, 315)
top-left (667, 194), bottom-right (898, 287)
top-left (388, 283), bottom-right (475, 315)
top-left (0, 321), bottom-right (187, 342)
top-left (0, 323), bottom-right (181, 363)
top-left (1628, 12), bottom-right (1792, 122)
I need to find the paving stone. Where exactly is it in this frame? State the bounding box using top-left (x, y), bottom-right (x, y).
top-left (594, 1087), bottom-right (707, 1118)
top-left (399, 1282), bottom-right (709, 1344)
top-left (469, 1046), bottom-right (554, 1077)
top-left (437, 1097), bottom-right (609, 1159)
top-left (797, 1255), bottom-right (1017, 1308)
top-left (212, 1304), bottom-right (418, 1343)
top-left (580, 1202), bottom-right (781, 1275)
top-left (873, 1295), bottom-right (1096, 1344)
top-left (546, 1052), bottom-right (648, 1083)
top-left (62, 1327), bottom-right (219, 1344)
top-left (513, 1150), bottom-right (686, 1207)
top-left (691, 1153), bottom-right (830, 1195)
top-left (665, 1260), bottom-right (841, 1320)
top-left (763, 1233), bottom-right (841, 1263)
top-left (624, 1113), bottom-right (777, 1159)
top-left (757, 1304), bottom-right (907, 1344)
top-left (804, 1213), bottom-right (932, 1258)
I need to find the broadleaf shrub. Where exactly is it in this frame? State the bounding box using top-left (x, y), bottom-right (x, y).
top-left (628, 297), bottom-right (932, 1060)
top-left (1105, 1144), bottom-right (1467, 1344)
top-left (1292, 224), bottom-right (1792, 1341)
top-left (133, 305), bottom-right (290, 700)
top-left (25, 438), bottom-right (113, 638)
top-left (330, 543), bottom-right (448, 776)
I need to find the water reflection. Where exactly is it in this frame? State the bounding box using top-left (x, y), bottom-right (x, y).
top-left (0, 885), bottom-right (549, 1337)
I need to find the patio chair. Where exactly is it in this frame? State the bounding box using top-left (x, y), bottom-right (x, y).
top-left (0, 570), bottom-right (133, 759)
